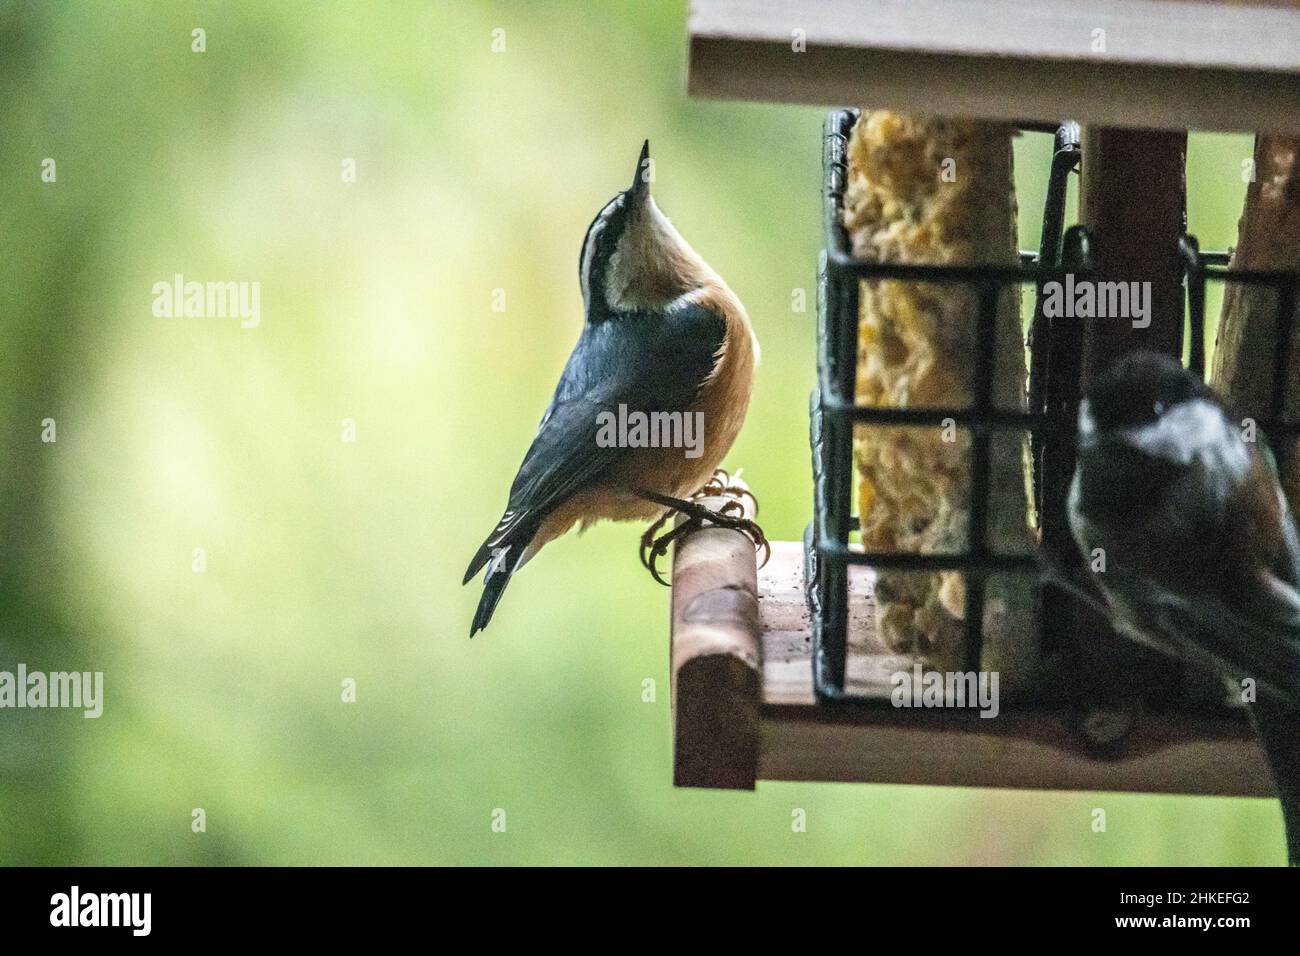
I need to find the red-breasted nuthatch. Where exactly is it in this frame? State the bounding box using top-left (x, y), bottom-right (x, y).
top-left (464, 141), bottom-right (759, 635)
top-left (1069, 350), bottom-right (1300, 863)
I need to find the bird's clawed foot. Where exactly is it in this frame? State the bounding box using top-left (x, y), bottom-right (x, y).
top-left (637, 472), bottom-right (770, 587)
top-left (638, 514), bottom-right (697, 587)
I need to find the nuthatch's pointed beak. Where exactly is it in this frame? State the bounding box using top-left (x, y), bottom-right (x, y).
top-left (629, 139), bottom-right (650, 203)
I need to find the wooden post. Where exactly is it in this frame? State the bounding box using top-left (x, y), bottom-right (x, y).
top-left (1078, 127), bottom-right (1188, 377)
top-left (1068, 126), bottom-right (1190, 734)
top-left (1212, 134), bottom-right (1300, 507)
top-left (670, 486), bottom-right (761, 790)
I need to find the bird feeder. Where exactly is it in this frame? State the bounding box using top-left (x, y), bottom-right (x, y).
top-left (667, 0), bottom-right (1300, 793)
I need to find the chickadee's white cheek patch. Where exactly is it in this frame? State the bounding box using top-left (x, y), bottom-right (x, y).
top-left (1122, 399), bottom-right (1248, 474)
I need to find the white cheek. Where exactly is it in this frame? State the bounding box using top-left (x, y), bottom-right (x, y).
top-left (602, 199), bottom-right (705, 310)
top-left (580, 229), bottom-right (601, 303)
top-left (1123, 399), bottom-right (1250, 478)
top-left (606, 225), bottom-right (658, 309)
top-left (605, 246), bottom-right (629, 304)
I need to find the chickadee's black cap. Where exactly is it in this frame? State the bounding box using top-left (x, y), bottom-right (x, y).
top-left (1087, 350), bottom-right (1217, 431)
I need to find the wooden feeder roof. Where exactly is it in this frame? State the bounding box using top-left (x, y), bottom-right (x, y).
top-left (688, 0), bottom-right (1300, 132)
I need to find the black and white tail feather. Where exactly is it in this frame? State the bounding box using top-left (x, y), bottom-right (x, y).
top-left (464, 511), bottom-right (540, 637)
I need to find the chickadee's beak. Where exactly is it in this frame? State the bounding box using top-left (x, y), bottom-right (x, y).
top-left (629, 139), bottom-right (650, 205)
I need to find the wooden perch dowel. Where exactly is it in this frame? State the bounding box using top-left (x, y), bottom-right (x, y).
top-left (669, 487), bottom-right (762, 790)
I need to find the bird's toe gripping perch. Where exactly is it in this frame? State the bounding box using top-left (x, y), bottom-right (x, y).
top-left (638, 470), bottom-right (770, 587)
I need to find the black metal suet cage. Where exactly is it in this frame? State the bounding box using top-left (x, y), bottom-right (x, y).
top-left (807, 108), bottom-right (1300, 713)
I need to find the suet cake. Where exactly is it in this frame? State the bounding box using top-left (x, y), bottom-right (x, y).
top-left (842, 111), bottom-right (1036, 685)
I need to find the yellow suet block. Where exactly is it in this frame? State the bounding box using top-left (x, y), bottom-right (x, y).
top-left (843, 111), bottom-right (1036, 687)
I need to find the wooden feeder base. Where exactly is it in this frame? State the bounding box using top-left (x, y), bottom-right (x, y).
top-left (671, 533), bottom-right (1274, 798)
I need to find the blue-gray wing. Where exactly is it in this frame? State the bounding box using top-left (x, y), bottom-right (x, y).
top-left (465, 303), bottom-right (725, 580)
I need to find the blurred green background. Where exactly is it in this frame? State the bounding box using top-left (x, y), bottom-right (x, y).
top-left (0, 1), bottom-right (1281, 865)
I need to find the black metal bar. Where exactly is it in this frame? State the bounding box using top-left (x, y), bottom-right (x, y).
top-left (817, 543), bottom-right (1040, 572)
top-left (818, 399), bottom-right (1050, 428)
top-left (1179, 235), bottom-right (1207, 379)
top-left (824, 249), bottom-right (1065, 283)
top-left (961, 281), bottom-right (1000, 671)
top-left (1040, 124), bottom-right (1082, 267)
top-left (811, 109), bottom-right (858, 701)
top-left (1028, 123), bottom-right (1083, 510)
top-left (818, 396), bottom-right (1300, 437)
top-left (1037, 225), bottom-right (1092, 659)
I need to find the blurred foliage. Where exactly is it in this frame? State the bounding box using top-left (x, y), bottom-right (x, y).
top-left (0, 0), bottom-right (1280, 864)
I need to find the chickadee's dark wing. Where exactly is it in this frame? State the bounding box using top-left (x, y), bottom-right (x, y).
top-left (464, 302), bottom-right (725, 583)
top-left (1155, 588), bottom-right (1300, 706)
top-left (1157, 454), bottom-right (1300, 705)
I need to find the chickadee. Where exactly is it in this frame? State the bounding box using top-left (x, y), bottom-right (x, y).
top-left (464, 141), bottom-right (759, 635)
top-left (1069, 349), bottom-right (1300, 864)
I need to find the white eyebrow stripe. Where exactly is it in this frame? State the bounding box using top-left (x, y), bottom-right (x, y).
top-left (579, 196), bottom-right (624, 305)
top-left (580, 221), bottom-right (604, 304)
